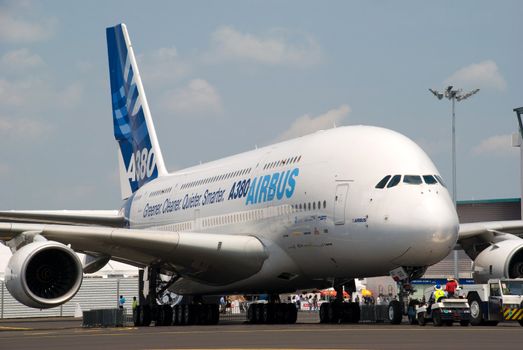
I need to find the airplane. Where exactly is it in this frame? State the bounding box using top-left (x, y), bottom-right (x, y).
top-left (1, 23), bottom-right (523, 326)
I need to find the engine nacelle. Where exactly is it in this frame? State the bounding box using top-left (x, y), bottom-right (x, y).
top-left (472, 238), bottom-right (523, 284)
top-left (5, 240), bottom-right (83, 309)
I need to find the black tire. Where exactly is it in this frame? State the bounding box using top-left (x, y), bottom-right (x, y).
top-left (485, 321), bottom-right (499, 326)
top-left (445, 320), bottom-right (453, 326)
top-left (209, 304), bottom-right (220, 325)
top-left (140, 305), bottom-right (152, 327)
top-left (319, 303), bottom-right (329, 323)
top-left (417, 312), bottom-right (426, 326)
top-left (468, 295), bottom-right (484, 326)
top-left (285, 303), bottom-right (297, 324)
top-left (271, 304), bottom-right (281, 324)
top-left (173, 305), bottom-right (180, 325)
top-left (432, 310), bottom-right (442, 327)
top-left (180, 305), bottom-right (189, 325)
top-left (247, 304), bottom-right (255, 323)
top-left (388, 300), bottom-right (402, 325)
top-left (133, 306), bottom-right (142, 326)
top-left (518, 320), bottom-right (523, 327)
top-left (261, 304), bottom-right (269, 324)
top-left (350, 302), bottom-right (360, 323)
top-left (460, 320), bottom-right (470, 327)
top-left (164, 305), bottom-right (173, 326)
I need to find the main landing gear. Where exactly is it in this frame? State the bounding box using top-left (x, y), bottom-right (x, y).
top-left (247, 302), bottom-right (298, 324)
top-left (133, 266), bottom-right (220, 326)
top-left (319, 281), bottom-right (360, 324)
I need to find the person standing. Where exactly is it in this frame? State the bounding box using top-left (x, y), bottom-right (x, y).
top-left (445, 277), bottom-right (458, 298)
top-left (132, 296), bottom-right (138, 312)
top-left (119, 295), bottom-right (126, 309)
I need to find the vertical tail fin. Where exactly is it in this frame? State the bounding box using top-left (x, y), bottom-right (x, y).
top-left (106, 23), bottom-right (167, 200)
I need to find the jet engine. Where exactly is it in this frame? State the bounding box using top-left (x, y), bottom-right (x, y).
top-left (472, 238), bottom-right (523, 283)
top-left (5, 240), bottom-right (83, 309)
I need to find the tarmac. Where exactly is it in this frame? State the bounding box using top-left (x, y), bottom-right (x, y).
top-left (1, 315), bottom-right (522, 350)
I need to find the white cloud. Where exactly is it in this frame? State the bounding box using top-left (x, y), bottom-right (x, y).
top-left (205, 26), bottom-right (322, 66)
top-left (444, 60), bottom-right (507, 91)
top-left (0, 11), bottom-right (54, 43)
top-left (160, 79), bottom-right (223, 116)
top-left (138, 47), bottom-right (191, 86)
top-left (0, 116), bottom-right (52, 138)
top-left (0, 78), bottom-right (82, 109)
top-left (275, 105), bottom-right (351, 142)
top-left (0, 48), bottom-right (44, 71)
top-left (473, 134), bottom-right (518, 156)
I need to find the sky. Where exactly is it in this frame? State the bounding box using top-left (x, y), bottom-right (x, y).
top-left (0, 0), bottom-right (522, 210)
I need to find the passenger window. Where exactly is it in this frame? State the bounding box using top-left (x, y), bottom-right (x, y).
top-left (375, 175), bottom-right (391, 189)
top-left (434, 175), bottom-right (447, 188)
top-left (387, 175), bottom-right (402, 188)
top-left (403, 175), bottom-right (422, 185)
top-left (423, 175), bottom-right (437, 185)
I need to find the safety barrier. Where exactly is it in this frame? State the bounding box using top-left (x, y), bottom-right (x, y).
top-left (359, 305), bottom-right (390, 322)
top-left (83, 308), bottom-right (126, 327)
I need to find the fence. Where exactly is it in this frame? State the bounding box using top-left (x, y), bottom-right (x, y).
top-left (0, 277), bottom-right (138, 319)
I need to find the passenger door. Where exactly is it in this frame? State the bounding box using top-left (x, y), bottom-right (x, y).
top-left (334, 183), bottom-right (349, 225)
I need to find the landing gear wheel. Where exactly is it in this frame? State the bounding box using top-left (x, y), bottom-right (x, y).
top-left (388, 300), bottom-right (402, 324)
top-left (350, 302), bottom-right (360, 323)
top-left (432, 310), bottom-right (442, 327)
top-left (468, 295), bottom-right (484, 326)
top-left (180, 305), bottom-right (190, 325)
top-left (139, 305), bottom-right (152, 327)
top-left (247, 304), bottom-right (255, 323)
top-left (319, 303), bottom-right (328, 323)
top-left (285, 303), bottom-right (297, 324)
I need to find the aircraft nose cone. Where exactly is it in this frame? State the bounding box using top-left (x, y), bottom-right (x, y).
top-left (387, 192), bottom-right (459, 266)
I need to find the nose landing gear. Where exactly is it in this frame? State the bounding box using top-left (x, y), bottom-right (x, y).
top-left (388, 266), bottom-right (427, 324)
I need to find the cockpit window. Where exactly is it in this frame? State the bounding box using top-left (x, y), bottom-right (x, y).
top-left (423, 175), bottom-right (438, 185)
top-left (434, 175), bottom-right (447, 188)
top-left (387, 175), bottom-right (402, 188)
top-left (375, 175), bottom-right (392, 189)
top-left (403, 175), bottom-right (422, 185)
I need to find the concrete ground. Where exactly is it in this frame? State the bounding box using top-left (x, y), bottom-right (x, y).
top-left (1, 315), bottom-right (522, 350)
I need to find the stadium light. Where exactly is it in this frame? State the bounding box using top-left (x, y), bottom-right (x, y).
top-left (428, 86), bottom-right (480, 206)
top-left (429, 86), bottom-right (479, 281)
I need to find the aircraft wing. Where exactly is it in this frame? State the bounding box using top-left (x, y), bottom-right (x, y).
top-left (459, 220), bottom-right (523, 240)
top-left (0, 222), bottom-right (268, 285)
top-left (0, 210), bottom-right (125, 227)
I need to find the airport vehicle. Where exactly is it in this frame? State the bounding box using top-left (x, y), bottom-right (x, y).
top-left (461, 279), bottom-right (523, 326)
top-left (415, 288), bottom-right (470, 326)
top-left (1, 23), bottom-right (523, 326)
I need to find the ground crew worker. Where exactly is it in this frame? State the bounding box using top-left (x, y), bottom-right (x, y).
top-left (445, 277), bottom-right (458, 298)
top-left (132, 296), bottom-right (138, 319)
top-left (433, 284), bottom-right (445, 302)
top-left (119, 295), bottom-right (126, 309)
top-left (132, 296), bottom-right (138, 311)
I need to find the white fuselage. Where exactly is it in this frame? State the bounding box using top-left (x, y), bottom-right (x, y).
top-left (125, 126), bottom-right (459, 295)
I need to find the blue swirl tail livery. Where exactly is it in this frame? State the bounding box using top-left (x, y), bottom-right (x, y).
top-left (106, 24), bottom-right (167, 199)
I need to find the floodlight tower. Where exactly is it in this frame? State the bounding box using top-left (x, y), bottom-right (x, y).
top-left (429, 86), bottom-right (480, 206)
top-left (429, 86), bottom-right (479, 280)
